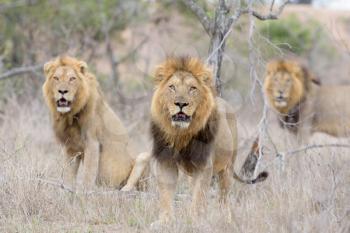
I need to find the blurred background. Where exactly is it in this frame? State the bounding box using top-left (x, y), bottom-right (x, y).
top-left (1, 0), bottom-right (350, 131)
top-left (0, 1), bottom-right (349, 232)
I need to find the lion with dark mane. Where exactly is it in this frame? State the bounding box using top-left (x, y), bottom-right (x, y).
top-left (264, 59), bottom-right (350, 142)
top-left (150, 56), bottom-right (267, 223)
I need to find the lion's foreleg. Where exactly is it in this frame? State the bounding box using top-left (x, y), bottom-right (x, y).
top-left (218, 168), bottom-right (232, 204)
top-left (63, 149), bottom-right (81, 191)
top-left (190, 163), bottom-right (213, 217)
top-left (155, 160), bottom-right (178, 223)
top-left (121, 152), bottom-right (151, 191)
top-left (218, 167), bottom-right (233, 223)
top-left (81, 137), bottom-right (99, 191)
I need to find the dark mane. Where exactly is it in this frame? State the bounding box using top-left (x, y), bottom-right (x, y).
top-left (279, 102), bottom-right (303, 134)
top-left (151, 111), bottom-right (219, 173)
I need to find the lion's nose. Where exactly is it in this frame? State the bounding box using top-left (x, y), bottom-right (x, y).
top-left (58, 89), bottom-right (69, 95)
top-left (175, 102), bottom-right (189, 109)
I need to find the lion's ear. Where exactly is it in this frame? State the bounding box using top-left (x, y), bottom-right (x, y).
top-left (153, 65), bottom-right (166, 84)
top-left (290, 64), bottom-right (302, 77)
top-left (43, 61), bottom-right (54, 78)
top-left (201, 73), bottom-right (213, 86)
top-left (78, 61), bottom-right (88, 74)
top-left (266, 62), bottom-right (277, 74)
top-left (200, 66), bottom-right (214, 86)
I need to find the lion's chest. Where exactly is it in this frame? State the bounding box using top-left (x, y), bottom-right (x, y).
top-left (176, 139), bottom-right (214, 174)
top-left (151, 120), bottom-right (217, 174)
top-left (54, 117), bottom-right (85, 152)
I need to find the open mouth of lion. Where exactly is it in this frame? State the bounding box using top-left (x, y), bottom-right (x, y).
top-left (274, 96), bottom-right (287, 107)
top-left (172, 112), bottom-right (191, 122)
top-left (56, 98), bottom-right (72, 113)
top-left (171, 112), bottom-right (191, 128)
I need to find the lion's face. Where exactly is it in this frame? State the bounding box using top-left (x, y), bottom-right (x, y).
top-left (49, 66), bottom-right (82, 113)
top-left (264, 61), bottom-right (304, 113)
top-left (151, 57), bottom-right (215, 135)
top-left (43, 56), bottom-right (89, 114)
top-left (267, 71), bottom-right (294, 108)
top-left (162, 71), bottom-right (206, 129)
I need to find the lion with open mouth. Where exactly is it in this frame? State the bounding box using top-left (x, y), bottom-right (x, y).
top-left (150, 56), bottom-right (268, 224)
top-left (42, 56), bottom-right (149, 191)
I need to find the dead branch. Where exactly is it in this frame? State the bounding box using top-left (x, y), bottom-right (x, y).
top-left (241, 0), bottom-right (290, 21)
top-left (35, 178), bottom-right (155, 197)
top-left (283, 143), bottom-right (350, 157)
top-left (116, 37), bottom-right (149, 66)
top-left (0, 64), bottom-right (42, 81)
top-left (270, 0), bottom-right (276, 11)
top-left (186, 0), bottom-right (290, 94)
top-left (181, 0), bottom-right (212, 34)
top-left (36, 178), bottom-right (74, 193)
top-left (0, 0), bottom-right (38, 12)
top-left (259, 143), bottom-right (350, 172)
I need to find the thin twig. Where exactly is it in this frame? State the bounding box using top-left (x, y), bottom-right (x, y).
top-left (205, 7), bottom-right (242, 64)
top-left (0, 0), bottom-right (38, 12)
top-left (241, 0), bottom-right (290, 21)
top-left (0, 64), bottom-right (43, 81)
top-left (181, 0), bottom-right (212, 34)
top-left (35, 178), bottom-right (155, 197)
top-left (116, 37), bottom-right (149, 66)
top-left (283, 143), bottom-right (350, 157)
top-left (36, 178), bottom-right (74, 193)
top-left (270, 0), bottom-right (276, 12)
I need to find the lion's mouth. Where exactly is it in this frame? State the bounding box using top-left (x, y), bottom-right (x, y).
top-left (274, 96), bottom-right (287, 107)
top-left (275, 95), bottom-right (285, 101)
top-left (171, 112), bottom-right (191, 129)
top-left (56, 98), bottom-right (72, 113)
top-left (172, 112), bottom-right (191, 122)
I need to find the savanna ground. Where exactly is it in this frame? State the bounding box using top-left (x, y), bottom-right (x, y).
top-left (0, 2), bottom-right (349, 233)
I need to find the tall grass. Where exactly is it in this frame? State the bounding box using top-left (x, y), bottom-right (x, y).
top-left (0, 99), bottom-right (348, 233)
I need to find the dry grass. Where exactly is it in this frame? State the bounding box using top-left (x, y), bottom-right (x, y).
top-left (0, 98), bottom-right (349, 233)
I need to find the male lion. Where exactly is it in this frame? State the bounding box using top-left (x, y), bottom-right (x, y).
top-left (150, 56), bottom-right (268, 223)
top-left (43, 56), bottom-right (148, 191)
top-left (264, 59), bottom-right (350, 142)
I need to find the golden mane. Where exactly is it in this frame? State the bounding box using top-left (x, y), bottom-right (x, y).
top-left (150, 59), bottom-right (268, 223)
top-left (151, 56), bottom-right (216, 150)
top-left (266, 59), bottom-right (319, 92)
top-left (42, 56), bottom-right (144, 191)
top-left (264, 59), bottom-right (319, 114)
top-left (154, 56), bottom-right (214, 88)
top-left (42, 56), bottom-right (98, 119)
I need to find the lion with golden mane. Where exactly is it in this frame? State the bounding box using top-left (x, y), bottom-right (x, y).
top-left (264, 59), bottom-right (350, 142)
top-left (150, 56), bottom-right (268, 223)
top-left (43, 56), bottom-right (148, 191)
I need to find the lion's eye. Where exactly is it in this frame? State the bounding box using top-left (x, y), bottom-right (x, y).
top-left (53, 76), bottom-right (59, 81)
top-left (70, 77), bottom-right (76, 81)
top-left (190, 86), bottom-right (197, 92)
top-left (169, 85), bottom-right (175, 91)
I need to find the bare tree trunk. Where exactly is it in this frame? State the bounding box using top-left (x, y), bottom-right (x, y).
top-left (207, 0), bottom-right (229, 95)
top-left (105, 34), bottom-right (120, 88)
top-left (182, 0), bottom-right (290, 96)
top-left (295, 0), bottom-right (312, 4)
top-left (208, 34), bottom-right (225, 94)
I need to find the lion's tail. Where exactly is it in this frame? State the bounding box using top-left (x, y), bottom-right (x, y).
top-left (233, 170), bottom-right (268, 184)
top-left (232, 137), bottom-right (269, 184)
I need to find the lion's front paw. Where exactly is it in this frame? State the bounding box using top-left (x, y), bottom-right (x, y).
top-left (150, 213), bottom-right (174, 229)
top-left (150, 220), bottom-right (164, 230)
top-left (121, 184), bottom-right (134, 192)
top-left (150, 218), bottom-right (171, 230)
top-left (75, 185), bottom-right (96, 195)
